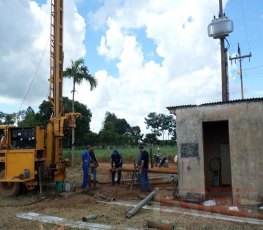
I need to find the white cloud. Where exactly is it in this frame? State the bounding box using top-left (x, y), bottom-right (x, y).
top-left (2, 0), bottom-right (244, 136)
top-left (0, 0), bottom-right (86, 113)
top-left (83, 0), bottom-right (232, 133)
top-left (97, 18), bottom-right (125, 59)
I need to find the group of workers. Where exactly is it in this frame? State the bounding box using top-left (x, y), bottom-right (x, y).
top-left (81, 145), bottom-right (150, 192)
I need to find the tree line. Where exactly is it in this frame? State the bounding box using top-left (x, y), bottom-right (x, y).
top-left (0, 99), bottom-right (176, 147)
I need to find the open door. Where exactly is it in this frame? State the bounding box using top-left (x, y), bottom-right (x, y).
top-left (203, 121), bottom-right (232, 202)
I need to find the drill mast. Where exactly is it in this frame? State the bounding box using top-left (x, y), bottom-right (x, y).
top-left (49, 0), bottom-right (64, 164)
top-left (49, 0), bottom-right (63, 117)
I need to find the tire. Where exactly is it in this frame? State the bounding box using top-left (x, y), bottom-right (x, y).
top-left (0, 170), bottom-right (21, 197)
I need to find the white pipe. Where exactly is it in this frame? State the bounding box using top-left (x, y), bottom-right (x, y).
top-left (98, 200), bottom-right (263, 226)
top-left (126, 191), bottom-right (156, 218)
top-left (16, 212), bottom-right (141, 230)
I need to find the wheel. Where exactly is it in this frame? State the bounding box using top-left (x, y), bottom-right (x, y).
top-left (0, 170), bottom-right (21, 197)
top-left (209, 157), bottom-right (221, 172)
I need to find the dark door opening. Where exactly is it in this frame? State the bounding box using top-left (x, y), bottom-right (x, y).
top-left (203, 121), bottom-right (232, 201)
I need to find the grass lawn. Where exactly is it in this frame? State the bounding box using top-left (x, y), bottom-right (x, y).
top-left (64, 145), bottom-right (177, 164)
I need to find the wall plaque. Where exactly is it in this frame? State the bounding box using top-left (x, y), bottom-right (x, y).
top-left (181, 143), bottom-right (199, 157)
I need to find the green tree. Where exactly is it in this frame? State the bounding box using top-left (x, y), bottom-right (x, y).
top-left (63, 58), bottom-right (97, 109)
top-left (36, 100), bottom-right (54, 126)
top-left (63, 97), bottom-right (92, 146)
top-left (145, 112), bottom-right (162, 137)
top-left (0, 112), bottom-right (5, 124)
top-left (83, 131), bottom-right (98, 147)
top-left (29, 97), bottom-right (92, 147)
top-left (17, 106), bottom-right (38, 127)
top-left (144, 133), bottom-right (158, 145)
top-left (130, 126), bottom-right (143, 144)
top-left (102, 112), bottom-right (117, 133)
top-left (98, 129), bottom-right (118, 146)
top-left (2, 113), bottom-right (16, 125)
top-left (99, 111), bottom-right (136, 146)
top-left (115, 118), bottom-right (131, 135)
top-left (167, 116), bottom-right (176, 141)
top-left (63, 58), bottom-right (97, 162)
top-left (102, 112), bottom-right (131, 135)
top-left (160, 114), bottom-right (176, 140)
top-left (145, 112), bottom-right (176, 140)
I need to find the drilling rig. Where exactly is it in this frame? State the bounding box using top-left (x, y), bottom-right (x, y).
top-left (0, 0), bottom-right (75, 196)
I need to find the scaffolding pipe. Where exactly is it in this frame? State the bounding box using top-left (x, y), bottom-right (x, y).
top-left (126, 191), bottom-right (156, 218)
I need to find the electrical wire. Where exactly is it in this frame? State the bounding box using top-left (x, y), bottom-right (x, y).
top-left (163, 53), bottom-right (216, 64)
top-left (244, 64), bottom-right (263, 71)
top-left (225, 38), bottom-right (230, 51)
top-left (240, 0), bottom-right (250, 49)
top-left (18, 39), bottom-right (49, 113)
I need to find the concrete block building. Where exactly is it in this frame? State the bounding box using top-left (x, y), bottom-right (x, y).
top-left (167, 98), bottom-right (263, 206)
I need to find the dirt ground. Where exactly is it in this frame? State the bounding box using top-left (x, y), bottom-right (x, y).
top-left (0, 163), bottom-right (262, 230)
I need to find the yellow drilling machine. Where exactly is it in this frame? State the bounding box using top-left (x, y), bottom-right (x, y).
top-left (0, 0), bottom-right (75, 196)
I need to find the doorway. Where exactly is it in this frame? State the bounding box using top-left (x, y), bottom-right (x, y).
top-left (203, 121), bottom-right (232, 200)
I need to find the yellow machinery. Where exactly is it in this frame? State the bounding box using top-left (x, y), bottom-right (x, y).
top-left (0, 0), bottom-right (75, 196)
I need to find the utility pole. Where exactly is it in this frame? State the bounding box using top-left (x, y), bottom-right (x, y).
top-left (229, 43), bottom-right (252, 99)
top-left (208, 0), bottom-right (233, 102)
top-left (219, 0), bottom-right (228, 102)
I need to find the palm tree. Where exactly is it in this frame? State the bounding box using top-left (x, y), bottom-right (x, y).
top-left (63, 58), bottom-right (97, 165)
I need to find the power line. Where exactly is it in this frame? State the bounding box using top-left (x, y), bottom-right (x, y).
top-left (18, 39), bottom-right (49, 112)
top-left (244, 64), bottom-right (263, 71)
top-left (164, 53), bottom-right (216, 64)
top-left (240, 0), bottom-right (250, 49)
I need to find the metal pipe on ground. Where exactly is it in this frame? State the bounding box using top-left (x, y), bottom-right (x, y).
top-left (150, 181), bottom-right (172, 185)
top-left (145, 220), bottom-right (176, 230)
top-left (155, 196), bottom-right (263, 220)
top-left (98, 200), bottom-right (263, 226)
top-left (100, 176), bottom-right (165, 184)
top-left (82, 214), bottom-right (97, 222)
top-left (122, 167), bottom-right (177, 174)
top-left (126, 191), bottom-right (156, 218)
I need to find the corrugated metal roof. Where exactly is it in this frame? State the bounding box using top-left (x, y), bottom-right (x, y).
top-left (166, 97), bottom-right (263, 111)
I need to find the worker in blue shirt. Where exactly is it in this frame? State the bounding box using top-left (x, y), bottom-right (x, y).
top-left (111, 149), bottom-right (123, 185)
top-left (81, 146), bottom-right (91, 189)
top-left (137, 151), bottom-right (142, 167)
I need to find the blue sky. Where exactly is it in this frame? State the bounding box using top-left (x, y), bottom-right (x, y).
top-left (225, 0), bottom-right (263, 98)
top-left (82, 0), bottom-right (263, 100)
top-left (0, 0), bottom-right (262, 134)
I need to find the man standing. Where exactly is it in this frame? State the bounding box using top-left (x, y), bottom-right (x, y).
top-left (111, 149), bottom-right (123, 185)
top-left (81, 146), bottom-right (91, 189)
top-left (138, 145), bottom-right (150, 192)
top-left (90, 147), bottom-right (99, 187)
